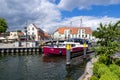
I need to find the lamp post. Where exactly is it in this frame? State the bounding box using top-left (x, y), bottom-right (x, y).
top-left (24, 26), bottom-right (27, 47)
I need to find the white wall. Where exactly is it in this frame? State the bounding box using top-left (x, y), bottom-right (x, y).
top-left (53, 29), bottom-right (92, 40)
top-left (27, 24), bottom-right (38, 41)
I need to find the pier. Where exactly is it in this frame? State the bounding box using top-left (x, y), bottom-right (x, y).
top-left (0, 47), bottom-right (41, 56)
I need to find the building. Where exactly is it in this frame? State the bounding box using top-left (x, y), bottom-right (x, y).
top-left (53, 27), bottom-right (92, 40)
top-left (8, 31), bottom-right (23, 40)
top-left (26, 24), bottom-right (50, 41)
top-left (0, 31), bottom-right (23, 42)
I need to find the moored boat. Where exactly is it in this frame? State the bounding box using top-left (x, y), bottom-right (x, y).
top-left (43, 41), bottom-right (88, 56)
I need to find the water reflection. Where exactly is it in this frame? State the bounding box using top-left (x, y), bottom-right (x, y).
top-left (43, 55), bottom-right (66, 63)
top-left (0, 55), bottom-right (86, 80)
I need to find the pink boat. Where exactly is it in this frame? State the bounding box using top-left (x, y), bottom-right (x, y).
top-left (43, 42), bottom-right (88, 56)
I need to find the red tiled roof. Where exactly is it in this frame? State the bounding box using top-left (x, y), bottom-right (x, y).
top-left (56, 27), bottom-right (92, 34)
top-left (44, 33), bottom-right (50, 37)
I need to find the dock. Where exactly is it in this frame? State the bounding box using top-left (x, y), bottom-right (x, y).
top-left (0, 47), bottom-right (41, 56)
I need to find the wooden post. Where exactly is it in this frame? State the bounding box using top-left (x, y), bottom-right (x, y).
top-left (66, 44), bottom-right (71, 66)
top-left (83, 42), bottom-right (87, 58)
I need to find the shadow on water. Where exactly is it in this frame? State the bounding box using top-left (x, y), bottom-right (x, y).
top-left (0, 54), bottom-right (88, 80)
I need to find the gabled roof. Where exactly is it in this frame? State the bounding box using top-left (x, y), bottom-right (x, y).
top-left (56, 27), bottom-right (92, 34)
top-left (30, 24), bottom-right (44, 32)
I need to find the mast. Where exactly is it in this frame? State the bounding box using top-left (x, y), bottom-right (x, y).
top-left (80, 18), bottom-right (82, 27)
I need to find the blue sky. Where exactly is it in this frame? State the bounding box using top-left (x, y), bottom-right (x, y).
top-left (0, 0), bottom-right (120, 33)
top-left (61, 4), bottom-right (120, 18)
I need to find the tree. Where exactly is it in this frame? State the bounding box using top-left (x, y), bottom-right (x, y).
top-left (93, 21), bottom-right (120, 57)
top-left (17, 30), bottom-right (22, 32)
top-left (0, 18), bottom-right (8, 33)
top-left (93, 21), bottom-right (120, 47)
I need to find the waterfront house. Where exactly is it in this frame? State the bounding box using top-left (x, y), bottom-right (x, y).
top-left (27, 24), bottom-right (50, 41)
top-left (7, 31), bottom-right (24, 41)
top-left (0, 32), bottom-right (23, 42)
top-left (53, 27), bottom-right (92, 40)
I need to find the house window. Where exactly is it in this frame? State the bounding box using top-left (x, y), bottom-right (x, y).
top-left (32, 27), bottom-right (34, 30)
top-left (86, 34), bottom-right (87, 38)
top-left (14, 34), bottom-right (16, 36)
top-left (78, 34), bottom-right (80, 38)
top-left (82, 29), bottom-right (85, 33)
top-left (27, 28), bottom-right (30, 31)
top-left (78, 29), bottom-right (81, 34)
top-left (82, 35), bottom-right (84, 38)
top-left (32, 32), bottom-right (34, 35)
top-left (27, 32), bottom-right (30, 35)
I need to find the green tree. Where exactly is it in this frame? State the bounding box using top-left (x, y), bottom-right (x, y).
top-left (17, 30), bottom-right (22, 32)
top-left (93, 21), bottom-right (120, 47)
top-left (93, 21), bottom-right (120, 59)
top-left (0, 18), bottom-right (8, 33)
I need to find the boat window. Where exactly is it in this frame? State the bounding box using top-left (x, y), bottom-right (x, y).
top-left (71, 44), bottom-right (75, 47)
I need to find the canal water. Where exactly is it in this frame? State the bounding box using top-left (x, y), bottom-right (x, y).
top-left (0, 54), bottom-right (87, 80)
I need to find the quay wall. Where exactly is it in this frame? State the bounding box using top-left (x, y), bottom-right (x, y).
top-left (0, 47), bottom-right (42, 56)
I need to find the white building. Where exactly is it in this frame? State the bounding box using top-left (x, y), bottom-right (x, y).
top-left (7, 31), bottom-right (23, 40)
top-left (53, 27), bottom-right (93, 40)
top-left (26, 24), bottom-right (49, 41)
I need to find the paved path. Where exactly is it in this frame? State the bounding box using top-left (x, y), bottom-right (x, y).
top-left (0, 42), bottom-right (36, 48)
top-left (0, 43), bottom-right (15, 48)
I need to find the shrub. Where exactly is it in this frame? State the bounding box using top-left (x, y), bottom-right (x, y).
top-left (98, 55), bottom-right (112, 65)
top-left (114, 58), bottom-right (120, 66)
top-left (95, 46), bottom-right (107, 55)
top-left (109, 64), bottom-right (120, 78)
top-left (97, 63), bottom-right (110, 77)
top-left (93, 62), bottom-right (100, 77)
top-left (99, 72), bottom-right (119, 80)
top-left (93, 62), bottom-right (110, 78)
top-left (90, 75), bottom-right (98, 80)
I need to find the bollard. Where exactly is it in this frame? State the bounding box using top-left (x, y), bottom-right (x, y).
top-left (41, 41), bottom-right (44, 53)
top-left (83, 43), bottom-right (87, 58)
top-left (66, 44), bottom-right (71, 66)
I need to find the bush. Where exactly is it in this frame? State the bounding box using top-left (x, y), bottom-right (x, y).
top-left (109, 64), bottom-right (120, 78)
top-left (99, 72), bottom-right (119, 80)
top-left (93, 62), bottom-right (110, 78)
top-left (93, 62), bottom-right (99, 77)
top-left (97, 63), bottom-right (110, 77)
top-left (95, 46), bottom-right (107, 55)
top-left (98, 55), bottom-right (112, 65)
top-left (90, 75), bottom-right (98, 80)
top-left (114, 58), bottom-right (120, 66)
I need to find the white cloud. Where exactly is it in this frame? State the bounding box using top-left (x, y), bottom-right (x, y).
top-left (58, 0), bottom-right (120, 10)
top-left (48, 16), bottom-right (120, 33)
top-left (0, 0), bottom-right (120, 34)
top-left (0, 0), bottom-right (61, 32)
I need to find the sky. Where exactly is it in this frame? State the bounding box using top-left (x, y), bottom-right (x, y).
top-left (0, 0), bottom-right (120, 33)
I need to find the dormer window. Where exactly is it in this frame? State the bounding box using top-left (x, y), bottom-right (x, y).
top-left (82, 29), bottom-right (85, 33)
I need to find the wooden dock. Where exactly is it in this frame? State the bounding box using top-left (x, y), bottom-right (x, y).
top-left (0, 47), bottom-right (42, 56)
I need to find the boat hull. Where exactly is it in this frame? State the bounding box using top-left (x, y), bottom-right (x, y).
top-left (43, 46), bottom-right (84, 56)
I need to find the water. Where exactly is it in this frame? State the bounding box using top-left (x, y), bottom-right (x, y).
top-left (0, 54), bottom-right (86, 80)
